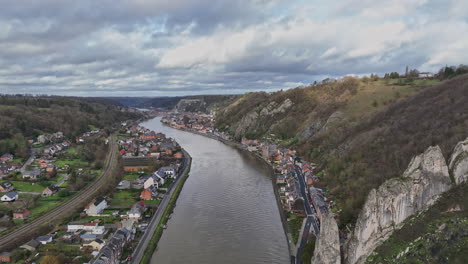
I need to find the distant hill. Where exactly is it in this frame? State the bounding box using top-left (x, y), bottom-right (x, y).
top-left (137, 94), bottom-right (240, 112)
top-left (0, 95), bottom-right (143, 158)
top-left (216, 74), bottom-right (468, 226)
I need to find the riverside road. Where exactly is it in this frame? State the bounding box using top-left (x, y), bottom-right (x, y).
top-left (294, 165), bottom-right (320, 264)
top-left (130, 149), bottom-right (191, 264)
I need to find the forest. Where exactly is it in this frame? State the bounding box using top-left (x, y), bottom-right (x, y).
top-left (0, 95), bottom-right (142, 158)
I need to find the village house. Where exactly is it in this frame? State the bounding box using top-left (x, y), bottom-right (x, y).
top-left (140, 188), bottom-right (153, 200)
top-left (143, 174), bottom-right (164, 190)
top-left (117, 180), bottom-right (131, 190)
top-left (81, 239), bottom-right (105, 251)
top-left (13, 209), bottom-right (30, 220)
top-left (127, 202), bottom-right (145, 221)
top-left (0, 154), bottom-right (13, 164)
top-left (37, 135), bottom-right (47, 144)
top-left (0, 252), bottom-right (11, 263)
top-left (42, 185), bottom-right (59, 197)
top-left (156, 166), bottom-right (177, 179)
top-left (80, 233), bottom-right (97, 242)
top-left (0, 182), bottom-right (13, 193)
top-left (92, 228), bottom-right (131, 264)
top-left (46, 163), bottom-right (56, 173)
top-left (20, 240), bottom-right (41, 251)
top-left (68, 222), bottom-right (106, 235)
top-left (36, 235), bottom-right (53, 245)
top-left (276, 174), bottom-right (286, 184)
top-left (22, 169), bottom-right (41, 180)
top-left (1, 191), bottom-right (18, 202)
top-left (122, 156), bottom-right (157, 172)
top-left (84, 197), bottom-right (108, 216)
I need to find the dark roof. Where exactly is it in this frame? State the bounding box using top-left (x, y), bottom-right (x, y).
top-left (23, 239), bottom-right (40, 248)
top-left (36, 235), bottom-right (52, 241)
top-left (122, 156), bottom-right (156, 167)
top-left (0, 182), bottom-right (13, 188)
top-left (94, 196), bottom-right (106, 206)
top-left (46, 185), bottom-right (59, 192)
top-left (3, 191), bottom-right (17, 199)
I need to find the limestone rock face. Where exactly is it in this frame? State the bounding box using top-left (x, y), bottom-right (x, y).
top-left (234, 111), bottom-right (259, 138)
top-left (449, 137), bottom-right (468, 185)
top-left (313, 213), bottom-right (341, 264)
top-left (233, 99), bottom-right (293, 138)
top-left (346, 146), bottom-right (452, 264)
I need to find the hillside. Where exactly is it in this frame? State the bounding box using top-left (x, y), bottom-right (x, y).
top-left (0, 96), bottom-right (143, 158)
top-left (138, 94), bottom-right (240, 111)
top-left (216, 74), bottom-right (468, 227)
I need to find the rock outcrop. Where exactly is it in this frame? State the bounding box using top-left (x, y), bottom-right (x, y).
top-left (448, 137), bottom-right (468, 185)
top-left (313, 213), bottom-right (341, 264)
top-left (346, 146), bottom-right (452, 264)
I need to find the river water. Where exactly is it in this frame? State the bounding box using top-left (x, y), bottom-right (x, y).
top-left (141, 117), bottom-right (289, 264)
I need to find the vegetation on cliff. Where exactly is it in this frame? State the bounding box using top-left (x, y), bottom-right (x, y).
top-left (215, 73), bottom-right (468, 228)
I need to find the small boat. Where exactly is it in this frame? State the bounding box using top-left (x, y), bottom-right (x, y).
top-left (163, 224), bottom-right (167, 229)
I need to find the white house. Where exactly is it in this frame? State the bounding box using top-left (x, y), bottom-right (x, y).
top-left (156, 166), bottom-right (177, 179)
top-left (36, 235), bottom-right (53, 245)
top-left (127, 202), bottom-right (145, 221)
top-left (143, 174), bottom-right (164, 190)
top-left (1, 191), bottom-right (18, 202)
top-left (84, 197), bottom-right (107, 216)
top-left (67, 222), bottom-right (105, 235)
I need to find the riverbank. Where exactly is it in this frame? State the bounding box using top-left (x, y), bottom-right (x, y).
top-left (131, 149), bottom-right (192, 264)
top-left (161, 124), bottom-right (295, 258)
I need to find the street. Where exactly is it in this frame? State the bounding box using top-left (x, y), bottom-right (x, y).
top-left (293, 165), bottom-right (320, 264)
top-left (130, 149), bottom-right (191, 264)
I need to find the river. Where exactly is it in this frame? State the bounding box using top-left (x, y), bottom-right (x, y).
top-left (140, 117), bottom-right (290, 264)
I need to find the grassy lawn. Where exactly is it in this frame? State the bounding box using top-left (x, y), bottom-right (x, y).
top-left (29, 198), bottom-right (63, 218)
top-left (287, 215), bottom-right (305, 244)
top-left (8, 181), bottom-right (44, 192)
top-left (55, 159), bottom-right (88, 168)
top-left (11, 158), bottom-right (24, 164)
top-left (145, 200), bottom-right (161, 205)
top-left (123, 172), bottom-right (143, 181)
top-left (110, 190), bottom-right (139, 207)
top-left (66, 147), bottom-right (78, 155)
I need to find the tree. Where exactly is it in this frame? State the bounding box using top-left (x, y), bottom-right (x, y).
top-left (57, 189), bottom-right (70, 197)
top-left (40, 255), bottom-right (62, 264)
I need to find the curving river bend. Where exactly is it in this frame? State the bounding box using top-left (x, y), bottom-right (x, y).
top-left (141, 117), bottom-right (289, 264)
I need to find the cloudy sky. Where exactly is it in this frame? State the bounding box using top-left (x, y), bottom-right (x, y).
top-left (0, 0), bottom-right (467, 96)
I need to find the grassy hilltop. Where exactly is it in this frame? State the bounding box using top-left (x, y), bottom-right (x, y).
top-left (216, 72), bottom-right (468, 228)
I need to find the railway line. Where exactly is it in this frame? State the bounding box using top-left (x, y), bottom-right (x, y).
top-left (0, 134), bottom-right (118, 251)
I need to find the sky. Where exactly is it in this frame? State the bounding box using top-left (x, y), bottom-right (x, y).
top-left (0, 0), bottom-right (467, 96)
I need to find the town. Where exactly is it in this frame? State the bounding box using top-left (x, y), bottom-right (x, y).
top-left (162, 112), bottom-right (330, 260)
top-left (0, 121), bottom-right (189, 264)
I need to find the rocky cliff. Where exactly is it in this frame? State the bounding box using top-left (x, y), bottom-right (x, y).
top-left (313, 213), bottom-right (341, 264)
top-left (449, 137), bottom-right (468, 185)
top-left (346, 145), bottom-right (452, 264)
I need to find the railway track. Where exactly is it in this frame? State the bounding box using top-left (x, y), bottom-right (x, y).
top-left (0, 135), bottom-right (118, 251)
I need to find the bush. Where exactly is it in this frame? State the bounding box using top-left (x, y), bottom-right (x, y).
top-left (57, 189), bottom-right (70, 197)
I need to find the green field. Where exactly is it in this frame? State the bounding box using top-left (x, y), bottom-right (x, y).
top-left (145, 200), bottom-right (161, 205)
top-left (29, 198), bottom-right (63, 218)
top-left (110, 190), bottom-right (139, 207)
top-left (66, 147), bottom-right (78, 155)
top-left (8, 181), bottom-right (44, 192)
top-left (55, 159), bottom-right (88, 168)
top-left (287, 215), bottom-right (305, 244)
top-left (123, 172), bottom-right (143, 181)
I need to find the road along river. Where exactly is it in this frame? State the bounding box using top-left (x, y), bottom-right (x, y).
top-left (141, 117), bottom-right (289, 264)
